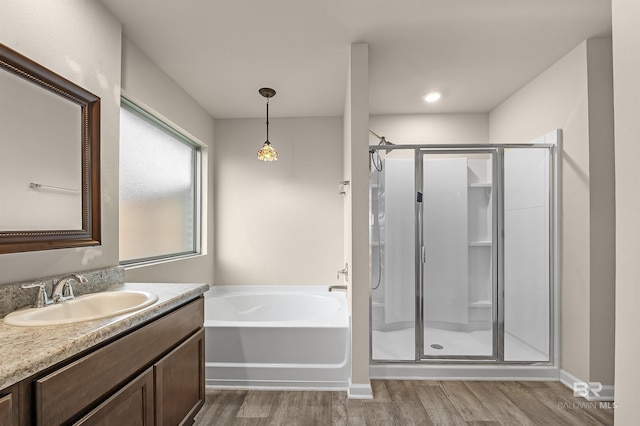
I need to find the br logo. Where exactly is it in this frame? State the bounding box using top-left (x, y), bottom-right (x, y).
top-left (573, 381), bottom-right (602, 398)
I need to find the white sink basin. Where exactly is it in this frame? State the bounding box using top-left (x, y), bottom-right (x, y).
top-left (3, 291), bottom-right (159, 327)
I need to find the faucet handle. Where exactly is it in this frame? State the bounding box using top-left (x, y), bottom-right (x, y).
top-left (337, 263), bottom-right (349, 281)
top-left (21, 282), bottom-right (51, 308)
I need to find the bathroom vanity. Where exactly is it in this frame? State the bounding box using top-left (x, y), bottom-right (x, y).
top-left (0, 282), bottom-right (208, 425)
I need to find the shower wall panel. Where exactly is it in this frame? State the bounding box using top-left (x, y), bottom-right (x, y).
top-left (423, 158), bottom-right (469, 325)
top-left (382, 158), bottom-right (415, 324)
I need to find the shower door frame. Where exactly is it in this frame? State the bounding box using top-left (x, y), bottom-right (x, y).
top-left (416, 147), bottom-right (500, 361)
top-left (369, 143), bottom-right (558, 365)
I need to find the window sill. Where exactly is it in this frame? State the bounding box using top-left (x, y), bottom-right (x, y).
top-left (121, 252), bottom-right (204, 270)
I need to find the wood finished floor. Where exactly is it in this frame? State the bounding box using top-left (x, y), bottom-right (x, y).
top-left (193, 380), bottom-right (614, 425)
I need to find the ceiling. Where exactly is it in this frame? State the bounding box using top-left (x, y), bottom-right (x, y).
top-left (98, 0), bottom-right (611, 119)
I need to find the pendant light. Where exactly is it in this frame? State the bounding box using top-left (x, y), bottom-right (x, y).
top-left (257, 87), bottom-right (278, 161)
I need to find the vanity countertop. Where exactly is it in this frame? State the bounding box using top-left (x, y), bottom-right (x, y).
top-left (0, 282), bottom-right (209, 390)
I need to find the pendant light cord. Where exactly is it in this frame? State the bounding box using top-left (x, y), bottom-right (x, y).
top-left (257, 88), bottom-right (277, 161)
top-left (265, 98), bottom-right (270, 143)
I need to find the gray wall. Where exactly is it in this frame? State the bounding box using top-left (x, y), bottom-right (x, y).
top-left (213, 116), bottom-right (343, 285)
top-left (612, 0), bottom-right (640, 422)
top-left (490, 38), bottom-right (615, 386)
top-left (0, 2), bottom-right (122, 285)
top-left (120, 38), bottom-right (215, 285)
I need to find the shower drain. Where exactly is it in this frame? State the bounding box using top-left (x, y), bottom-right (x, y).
top-left (430, 343), bottom-right (444, 350)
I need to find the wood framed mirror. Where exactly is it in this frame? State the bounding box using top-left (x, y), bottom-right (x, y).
top-left (0, 43), bottom-right (100, 254)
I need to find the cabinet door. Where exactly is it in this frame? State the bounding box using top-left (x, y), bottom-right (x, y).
top-left (0, 382), bottom-right (23, 426)
top-left (74, 367), bottom-right (154, 426)
top-left (35, 297), bottom-right (203, 425)
top-left (0, 393), bottom-right (13, 426)
top-left (155, 328), bottom-right (205, 426)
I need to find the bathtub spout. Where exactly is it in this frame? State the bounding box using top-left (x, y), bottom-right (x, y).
top-left (329, 285), bottom-right (347, 292)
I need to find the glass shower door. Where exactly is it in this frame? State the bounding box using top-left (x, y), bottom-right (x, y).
top-left (503, 146), bottom-right (551, 362)
top-left (419, 150), bottom-right (497, 359)
top-left (370, 152), bottom-right (417, 361)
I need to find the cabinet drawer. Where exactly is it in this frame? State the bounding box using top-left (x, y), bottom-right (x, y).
top-left (74, 367), bottom-right (154, 426)
top-left (35, 297), bottom-right (203, 425)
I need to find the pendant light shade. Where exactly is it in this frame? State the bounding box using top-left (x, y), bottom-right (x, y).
top-left (258, 140), bottom-right (278, 161)
top-left (257, 87), bottom-right (278, 161)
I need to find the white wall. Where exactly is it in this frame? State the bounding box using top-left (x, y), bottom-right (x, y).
top-left (344, 42), bottom-right (371, 397)
top-left (370, 114), bottom-right (489, 144)
top-left (584, 39), bottom-right (616, 387)
top-left (490, 39), bottom-right (615, 386)
top-left (612, 0), bottom-right (640, 421)
top-left (0, 1), bottom-right (121, 285)
top-left (120, 38), bottom-right (215, 284)
top-left (214, 116), bottom-right (343, 285)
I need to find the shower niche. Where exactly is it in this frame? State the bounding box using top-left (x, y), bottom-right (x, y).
top-left (370, 142), bottom-right (555, 364)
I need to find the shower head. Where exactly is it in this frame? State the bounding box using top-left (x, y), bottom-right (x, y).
top-left (369, 130), bottom-right (395, 153)
top-left (369, 129), bottom-right (396, 172)
top-left (379, 136), bottom-right (394, 147)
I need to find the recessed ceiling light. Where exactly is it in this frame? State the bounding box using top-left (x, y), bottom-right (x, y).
top-left (424, 91), bottom-right (442, 103)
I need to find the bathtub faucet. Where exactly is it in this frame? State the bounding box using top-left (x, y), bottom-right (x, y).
top-left (329, 285), bottom-right (347, 292)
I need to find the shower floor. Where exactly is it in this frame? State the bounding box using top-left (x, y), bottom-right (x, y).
top-left (372, 327), bottom-right (548, 361)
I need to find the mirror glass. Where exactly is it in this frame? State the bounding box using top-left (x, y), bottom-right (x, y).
top-left (0, 68), bottom-right (82, 230)
top-left (0, 43), bottom-right (101, 253)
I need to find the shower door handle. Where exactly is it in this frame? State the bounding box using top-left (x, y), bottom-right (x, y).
top-left (421, 246), bottom-right (426, 263)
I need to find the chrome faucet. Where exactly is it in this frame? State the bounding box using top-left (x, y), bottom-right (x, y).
top-left (52, 274), bottom-right (87, 303)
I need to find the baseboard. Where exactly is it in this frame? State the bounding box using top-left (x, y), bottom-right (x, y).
top-left (347, 380), bottom-right (373, 399)
top-left (370, 363), bottom-right (559, 381)
top-left (205, 379), bottom-right (348, 391)
top-left (560, 369), bottom-right (614, 402)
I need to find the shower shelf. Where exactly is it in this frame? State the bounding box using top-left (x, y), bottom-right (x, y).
top-left (469, 241), bottom-right (492, 246)
top-left (468, 183), bottom-right (492, 188)
top-left (469, 300), bottom-right (492, 308)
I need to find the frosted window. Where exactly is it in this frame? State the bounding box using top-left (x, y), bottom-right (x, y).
top-left (119, 99), bottom-right (200, 263)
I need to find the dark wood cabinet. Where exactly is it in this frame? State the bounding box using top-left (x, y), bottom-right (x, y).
top-left (0, 391), bottom-right (15, 426)
top-left (1, 296), bottom-right (204, 425)
top-left (155, 329), bottom-right (205, 425)
top-left (74, 367), bottom-right (154, 425)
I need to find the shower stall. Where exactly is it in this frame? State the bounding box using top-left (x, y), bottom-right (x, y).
top-left (369, 135), bottom-right (559, 368)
